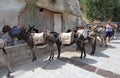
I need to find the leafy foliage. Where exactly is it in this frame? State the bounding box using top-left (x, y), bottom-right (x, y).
top-left (79, 0), bottom-right (120, 22)
top-left (25, 0), bottom-right (38, 19)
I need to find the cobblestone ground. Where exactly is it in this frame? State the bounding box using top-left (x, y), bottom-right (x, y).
top-left (0, 32), bottom-right (120, 78)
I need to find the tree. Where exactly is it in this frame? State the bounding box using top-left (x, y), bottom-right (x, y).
top-left (79, 0), bottom-right (120, 22)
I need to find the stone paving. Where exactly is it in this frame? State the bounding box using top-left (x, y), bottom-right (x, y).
top-left (59, 32), bottom-right (120, 78)
top-left (0, 55), bottom-right (104, 78)
top-left (0, 32), bottom-right (120, 78)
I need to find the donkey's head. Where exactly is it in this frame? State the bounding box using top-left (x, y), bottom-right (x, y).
top-left (28, 25), bottom-right (39, 33)
top-left (2, 25), bottom-right (11, 33)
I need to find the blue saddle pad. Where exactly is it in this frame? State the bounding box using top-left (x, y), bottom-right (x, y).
top-left (11, 26), bottom-right (20, 35)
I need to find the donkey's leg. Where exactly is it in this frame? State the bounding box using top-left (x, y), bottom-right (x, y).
top-left (57, 44), bottom-right (61, 59)
top-left (47, 41), bottom-right (55, 60)
top-left (49, 46), bottom-right (55, 60)
top-left (48, 46), bottom-right (52, 60)
top-left (102, 33), bottom-right (108, 47)
top-left (11, 37), bottom-right (15, 46)
top-left (83, 42), bottom-right (86, 58)
top-left (6, 62), bottom-right (12, 77)
top-left (77, 40), bottom-right (83, 58)
top-left (100, 36), bottom-right (104, 47)
top-left (3, 47), bottom-right (7, 55)
top-left (76, 41), bottom-right (83, 58)
top-left (51, 45), bottom-right (55, 60)
top-left (100, 35), bottom-right (107, 47)
top-left (80, 48), bottom-right (83, 58)
top-left (90, 37), bottom-right (96, 55)
top-left (97, 36), bottom-right (102, 47)
top-left (104, 37), bottom-right (107, 47)
top-left (80, 41), bottom-right (85, 58)
top-left (2, 48), bottom-right (11, 77)
top-left (0, 52), bottom-right (12, 77)
top-left (76, 42), bottom-right (80, 50)
top-left (101, 35), bottom-right (107, 47)
top-left (31, 47), bottom-right (36, 62)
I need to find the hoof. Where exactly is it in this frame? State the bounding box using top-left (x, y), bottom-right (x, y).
top-left (90, 53), bottom-right (94, 55)
top-left (76, 48), bottom-right (79, 51)
top-left (57, 56), bottom-right (60, 59)
top-left (84, 55), bottom-right (86, 58)
top-left (8, 70), bottom-right (11, 73)
top-left (49, 57), bottom-right (51, 61)
top-left (52, 57), bottom-right (54, 60)
top-left (105, 45), bottom-right (107, 47)
top-left (32, 57), bottom-right (36, 62)
top-left (32, 59), bottom-right (35, 62)
top-left (7, 73), bottom-right (10, 78)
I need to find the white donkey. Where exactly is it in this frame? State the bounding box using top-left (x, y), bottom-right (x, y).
top-left (0, 39), bottom-right (12, 77)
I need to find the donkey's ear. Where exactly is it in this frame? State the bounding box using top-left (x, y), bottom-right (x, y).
top-left (28, 24), bottom-right (31, 27)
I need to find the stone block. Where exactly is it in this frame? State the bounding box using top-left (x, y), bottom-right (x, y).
top-left (0, 43), bottom-right (51, 68)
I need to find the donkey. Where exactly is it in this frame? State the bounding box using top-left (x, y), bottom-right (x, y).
top-left (75, 26), bottom-right (97, 55)
top-left (93, 25), bottom-right (107, 47)
top-left (27, 26), bottom-right (86, 58)
top-left (50, 28), bottom-right (87, 58)
top-left (27, 26), bottom-right (96, 59)
top-left (28, 25), bottom-right (39, 33)
top-left (0, 39), bottom-right (12, 77)
top-left (17, 26), bottom-right (56, 61)
top-left (2, 25), bottom-right (20, 46)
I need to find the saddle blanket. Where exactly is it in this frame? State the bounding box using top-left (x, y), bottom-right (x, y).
top-left (77, 29), bottom-right (89, 39)
top-left (97, 28), bottom-right (105, 33)
top-left (11, 26), bottom-right (20, 35)
top-left (0, 39), bottom-right (4, 48)
top-left (77, 29), bottom-right (84, 38)
top-left (31, 32), bottom-right (46, 45)
top-left (59, 32), bottom-right (73, 45)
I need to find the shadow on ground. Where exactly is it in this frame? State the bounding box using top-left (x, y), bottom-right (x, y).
top-left (0, 55), bottom-right (66, 78)
top-left (71, 57), bottom-right (97, 64)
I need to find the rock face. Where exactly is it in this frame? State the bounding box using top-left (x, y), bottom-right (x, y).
top-left (0, 0), bottom-right (82, 30)
top-left (0, 0), bottom-right (26, 26)
top-left (36, 0), bottom-right (82, 17)
top-left (36, 0), bottom-right (82, 30)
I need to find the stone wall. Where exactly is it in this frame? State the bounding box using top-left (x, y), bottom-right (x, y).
top-left (0, 0), bottom-right (83, 30)
top-left (0, 0), bottom-right (26, 26)
top-left (36, 0), bottom-right (83, 30)
top-left (18, 7), bottom-right (55, 31)
top-left (0, 44), bottom-right (50, 67)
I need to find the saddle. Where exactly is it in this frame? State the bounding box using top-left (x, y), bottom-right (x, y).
top-left (77, 29), bottom-right (84, 38)
top-left (0, 39), bottom-right (4, 48)
top-left (77, 29), bottom-right (89, 39)
top-left (31, 32), bottom-right (46, 45)
top-left (59, 32), bottom-right (74, 45)
top-left (97, 28), bottom-right (105, 33)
